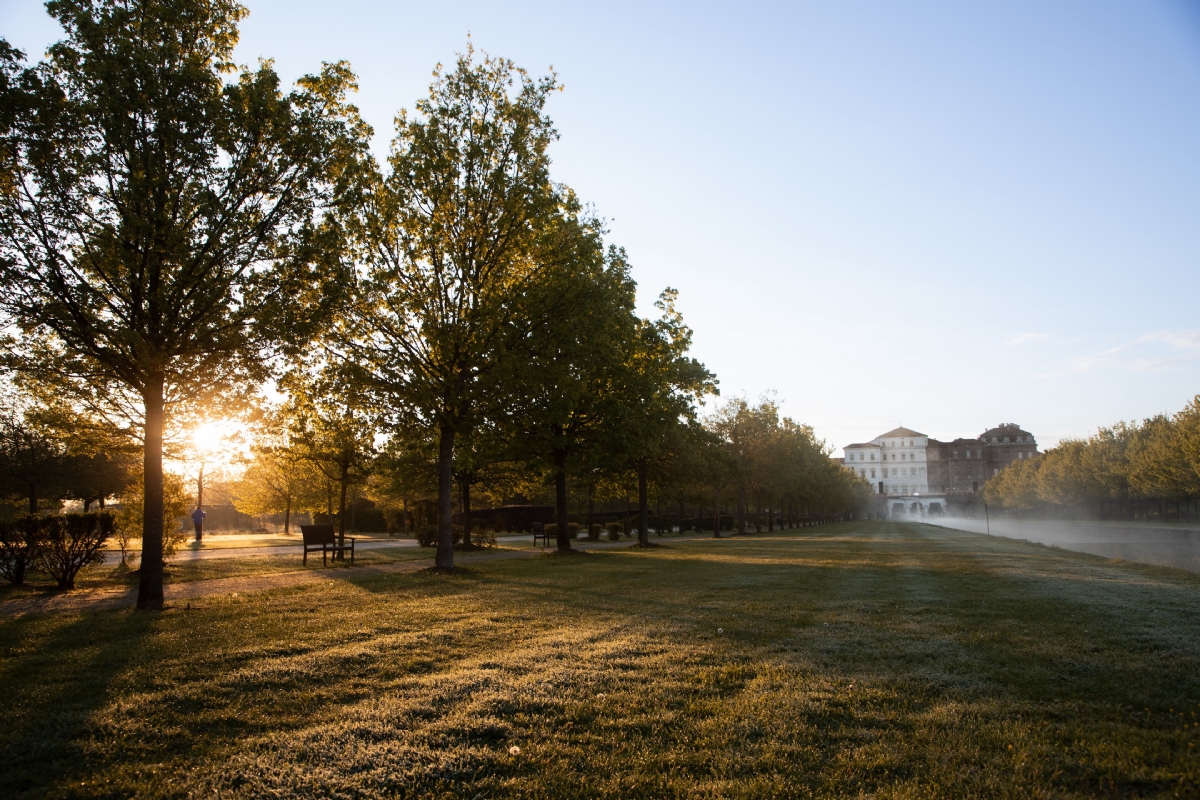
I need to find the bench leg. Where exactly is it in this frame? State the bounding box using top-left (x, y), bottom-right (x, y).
top-left (323, 546), bottom-right (327, 567)
top-left (303, 548), bottom-right (307, 566)
top-left (350, 545), bottom-right (354, 564)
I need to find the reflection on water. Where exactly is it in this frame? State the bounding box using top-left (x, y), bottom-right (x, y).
top-left (922, 516), bottom-right (1200, 573)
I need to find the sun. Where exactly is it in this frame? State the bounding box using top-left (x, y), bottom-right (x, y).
top-left (189, 418), bottom-right (247, 464)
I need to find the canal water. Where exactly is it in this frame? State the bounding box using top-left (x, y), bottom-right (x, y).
top-left (922, 516), bottom-right (1200, 573)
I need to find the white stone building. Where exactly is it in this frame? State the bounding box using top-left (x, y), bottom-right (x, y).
top-left (843, 426), bottom-right (929, 496)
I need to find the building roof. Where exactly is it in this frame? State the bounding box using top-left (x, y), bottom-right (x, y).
top-left (844, 442), bottom-right (877, 449)
top-left (878, 426), bottom-right (927, 439)
top-left (980, 423), bottom-right (1035, 441)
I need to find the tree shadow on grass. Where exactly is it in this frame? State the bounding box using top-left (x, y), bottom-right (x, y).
top-left (0, 609), bottom-right (154, 795)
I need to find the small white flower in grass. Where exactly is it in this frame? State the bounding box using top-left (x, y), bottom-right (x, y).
top-left (717, 628), bottom-right (723, 634)
top-left (509, 746), bottom-right (521, 755)
top-left (596, 693), bottom-right (606, 699)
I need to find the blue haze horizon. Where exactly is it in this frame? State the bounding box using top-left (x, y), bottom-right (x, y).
top-left (4, 0), bottom-right (1200, 451)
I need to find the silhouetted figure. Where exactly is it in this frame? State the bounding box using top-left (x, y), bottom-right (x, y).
top-left (192, 506), bottom-right (207, 542)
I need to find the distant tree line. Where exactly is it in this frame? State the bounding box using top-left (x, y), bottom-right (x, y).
top-left (0, 0), bottom-right (868, 607)
top-left (982, 396), bottom-right (1200, 522)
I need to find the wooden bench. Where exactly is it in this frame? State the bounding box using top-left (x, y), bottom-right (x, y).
top-left (301, 524), bottom-right (355, 566)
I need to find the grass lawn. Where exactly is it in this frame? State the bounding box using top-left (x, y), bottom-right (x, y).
top-left (1, 521), bottom-right (1198, 798)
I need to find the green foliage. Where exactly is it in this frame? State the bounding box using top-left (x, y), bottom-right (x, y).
top-left (982, 395), bottom-right (1200, 515)
top-left (0, 515), bottom-right (42, 585)
top-left (705, 398), bottom-right (870, 529)
top-left (0, 0), bottom-right (370, 607)
top-left (36, 511), bottom-right (114, 589)
top-left (117, 469), bottom-right (190, 561)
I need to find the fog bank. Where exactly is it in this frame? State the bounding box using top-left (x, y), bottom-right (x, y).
top-left (924, 516), bottom-right (1200, 573)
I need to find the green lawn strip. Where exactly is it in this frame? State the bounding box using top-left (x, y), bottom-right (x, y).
top-left (1, 521), bottom-right (1197, 798)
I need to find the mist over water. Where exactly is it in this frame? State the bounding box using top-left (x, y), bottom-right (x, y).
top-left (923, 516), bottom-right (1200, 573)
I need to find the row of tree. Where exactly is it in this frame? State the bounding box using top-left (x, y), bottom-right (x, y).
top-left (227, 396), bottom-right (872, 542)
top-left (0, 0), bottom-right (866, 608)
top-left (982, 395), bottom-right (1200, 521)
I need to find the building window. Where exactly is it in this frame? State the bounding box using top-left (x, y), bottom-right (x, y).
top-left (870, 469), bottom-right (876, 478)
top-left (870, 453), bottom-right (875, 460)
top-left (901, 453), bottom-right (906, 460)
top-left (920, 467), bottom-right (925, 475)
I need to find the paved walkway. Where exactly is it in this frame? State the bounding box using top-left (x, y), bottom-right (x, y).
top-left (1, 535), bottom-right (715, 618)
top-left (102, 536), bottom-right (423, 566)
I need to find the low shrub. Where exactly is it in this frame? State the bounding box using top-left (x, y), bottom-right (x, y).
top-left (605, 522), bottom-right (622, 541)
top-left (587, 524), bottom-right (602, 541)
top-left (545, 523), bottom-right (557, 537)
top-left (567, 522), bottom-right (580, 537)
top-left (417, 525), bottom-right (464, 548)
top-left (0, 516), bottom-right (43, 585)
top-left (416, 525), bottom-right (436, 547)
top-left (39, 512), bottom-right (114, 590)
top-left (115, 521), bottom-right (137, 566)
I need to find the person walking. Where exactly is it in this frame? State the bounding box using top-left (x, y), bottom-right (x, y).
top-left (192, 506), bottom-right (207, 542)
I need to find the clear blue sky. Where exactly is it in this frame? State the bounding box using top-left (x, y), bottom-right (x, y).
top-left (5, 0), bottom-right (1200, 451)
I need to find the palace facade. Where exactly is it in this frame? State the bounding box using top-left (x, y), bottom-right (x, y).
top-left (842, 424), bottom-right (1039, 513)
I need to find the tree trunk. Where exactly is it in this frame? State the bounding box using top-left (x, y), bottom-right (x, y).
top-left (284, 497), bottom-right (291, 536)
top-left (337, 462), bottom-right (349, 560)
top-left (461, 479), bottom-right (473, 548)
top-left (625, 496), bottom-right (631, 537)
top-left (768, 496), bottom-right (774, 532)
top-left (137, 371), bottom-right (166, 610)
top-left (554, 449), bottom-right (571, 552)
top-left (587, 491), bottom-right (594, 540)
top-left (737, 487), bottom-right (746, 534)
top-left (638, 459), bottom-right (649, 546)
top-left (27, 484), bottom-right (36, 515)
top-left (713, 487), bottom-right (722, 538)
top-left (436, 425), bottom-right (455, 569)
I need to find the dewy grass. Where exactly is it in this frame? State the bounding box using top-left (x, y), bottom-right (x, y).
top-left (1, 521), bottom-right (1198, 798)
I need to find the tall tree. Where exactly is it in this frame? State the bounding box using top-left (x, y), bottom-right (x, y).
top-left (282, 367), bottom-right (376, 556)
top-left (0, 1), bottom-right (368, 607)
top-left (350, 46), bottom-right (561, 569)
top-left (233, 411), bottom-right (321, 534)
top-left (502, 227), bottom-right (640, 553)
top-left (614, 289), bottom-right (716, 546)
top-left (0, 410), bottom-right (68, 513)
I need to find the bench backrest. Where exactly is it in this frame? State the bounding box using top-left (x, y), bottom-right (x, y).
top-left (301, 524), bottom-right (336, 545)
